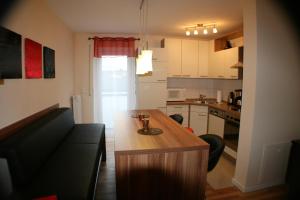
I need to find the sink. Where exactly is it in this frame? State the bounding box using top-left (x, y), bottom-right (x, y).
top-left (186, 98), bottom-right (216, 104)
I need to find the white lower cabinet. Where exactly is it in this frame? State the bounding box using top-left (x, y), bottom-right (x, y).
top-left (189, 105), bottom-right (208, 136)
top-left (166, 105), bottom-right (189, 127)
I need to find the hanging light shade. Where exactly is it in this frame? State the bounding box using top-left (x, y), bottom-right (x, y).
top-left (203, 28), bottom-right (208, 35)
top-left (141, 49), bottom-right (153, 72)
top-left (136, 50), bottom-right (153, 74)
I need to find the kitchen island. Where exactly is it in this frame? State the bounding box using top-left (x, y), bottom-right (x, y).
top-left (114, 109), bottom-right (209, 200)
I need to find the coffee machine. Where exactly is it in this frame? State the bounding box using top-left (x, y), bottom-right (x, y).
top-left (227, 89), bottom-right (242, 111)
top-left (234, 89), bottom-right (242, 107)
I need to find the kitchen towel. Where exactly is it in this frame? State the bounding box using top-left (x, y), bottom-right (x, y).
top-left (217, 90), bottom-right (222, 103)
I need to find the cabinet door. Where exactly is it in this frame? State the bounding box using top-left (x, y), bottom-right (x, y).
top-left (190, 111), bottom-right (208, 136)
top-left (190, 106), bottom-right (208, 136)
top-left (209, 51), bottom-right (225, 78)
top-left (208, 114), bottom-right (225, 138)
top-left (166, 105), bottom-right (189, 127)
top-left (138, 61), bottom-right (167, 83)
top-left (150, 48), bottom-right (167, 62)
top-left (137, 82), bottom-right (167, 109)
top-left (165, 39), bottom-right (182, 77)
top-left (181, 40), bottom-right (198, 78)
top-left (198, 41), bottom-right (209, 78)
top-left (223, 47), bottom-right (238, 79)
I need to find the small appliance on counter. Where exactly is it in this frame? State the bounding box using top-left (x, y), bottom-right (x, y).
top-left (227, 89), bottom-right (242, 112)
top-left (234, 89), bottom-right (242, 107)
top-left (167, 88), bottom-right (186, 101)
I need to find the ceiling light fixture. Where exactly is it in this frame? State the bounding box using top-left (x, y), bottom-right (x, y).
top-left (213, 26), bottom-right (218, 33)
top-left (185, 29), bottom-right (191, 36)
top-left (184, 23), bottom-right (218, 36)
top-left (136, 0), bottom-right (152, 75)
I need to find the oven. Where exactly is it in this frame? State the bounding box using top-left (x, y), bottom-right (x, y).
top-left (209, 107), bottom-right (240, 159)
top-left (223, 114), bottom-right (240, 157)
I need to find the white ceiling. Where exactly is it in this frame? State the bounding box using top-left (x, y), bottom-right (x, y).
top-left (46, 0), bottom-right (243, 39)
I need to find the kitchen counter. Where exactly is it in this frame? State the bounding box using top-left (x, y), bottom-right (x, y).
top-left (167, 100), bottom-right (241, 119)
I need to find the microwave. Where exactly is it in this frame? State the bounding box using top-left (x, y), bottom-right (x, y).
top-left (167, 88), bottom-right (186, 101)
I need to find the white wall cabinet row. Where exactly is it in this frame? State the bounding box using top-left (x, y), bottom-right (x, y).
top-left (164, 38), bottom-right (240, 79)
top-left (165, 39), bottom-right (209, 78)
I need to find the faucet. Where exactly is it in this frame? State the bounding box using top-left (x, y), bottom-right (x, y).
top-left (199, 94), bottom-right (206, 103)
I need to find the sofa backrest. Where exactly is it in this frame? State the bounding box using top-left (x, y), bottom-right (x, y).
top-left (0, 108), bottom-right (74, 186)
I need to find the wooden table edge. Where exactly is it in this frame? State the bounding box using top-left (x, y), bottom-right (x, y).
top-left (114, 144), bottom-right (209, 155)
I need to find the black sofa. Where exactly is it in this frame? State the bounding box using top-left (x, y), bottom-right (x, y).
top-left (0, 108), bottom-right (106, 200)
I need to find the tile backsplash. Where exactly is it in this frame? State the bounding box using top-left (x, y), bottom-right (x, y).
top-left (167, 78), bottom-right (243, 101)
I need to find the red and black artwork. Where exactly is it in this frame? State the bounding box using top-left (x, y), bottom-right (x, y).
top-left (43, 46), bottom-right (55, 78)
top-left (25, 38), bottom-right (42, 79)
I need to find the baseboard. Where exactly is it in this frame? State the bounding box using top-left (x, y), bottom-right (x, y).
top-left (232, 178), bottom-right (246, 192)
top-left (232, 177), bottom-right (284, 192)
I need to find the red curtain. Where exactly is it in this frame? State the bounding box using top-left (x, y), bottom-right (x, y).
top-left (94, 37), bottom-right (136, 57)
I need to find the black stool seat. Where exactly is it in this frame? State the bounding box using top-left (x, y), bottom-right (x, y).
top-left (199, 134), bottom-right (225, 172)
top-left (169, 114), bottom-right (183, 125)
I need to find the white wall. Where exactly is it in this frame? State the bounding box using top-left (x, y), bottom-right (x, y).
top-left (234, 0), bottom-right (300, 192)
top-left (0, 0), bottom-right (74, 128)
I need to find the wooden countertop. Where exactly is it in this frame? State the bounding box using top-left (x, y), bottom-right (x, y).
top-left (167, 100), bottom-right (241, 119)
top-left (114, 109), bottom-right (209, 154)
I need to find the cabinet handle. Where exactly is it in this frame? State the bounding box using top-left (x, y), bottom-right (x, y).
top-left (174, 106), bottom-right (183, 108)
top-left (218, 75), bottom-right (224, 77)
top-left (181, 75), bottom-right (191, 77)
top-left (198, 114), bottom-right (207, 116)
top-left (157, 79), bottom-right (166, 82)
top-left (152, 58), bottom-right (158, 61)
top-left (172, 75), bottom-right (182, 77)
top-left (200, 75), bottom-right (208, 77)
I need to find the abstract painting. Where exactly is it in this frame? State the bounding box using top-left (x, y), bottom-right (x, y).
top-left (25, 38), bottom-right (42, 79)
top-left (43, 46), bottom-right (55, 78)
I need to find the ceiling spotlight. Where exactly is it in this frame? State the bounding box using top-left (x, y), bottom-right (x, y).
top-left (193, 29), bottom-right (198, 35)
top-left (186, 30), bottom-right (191, 36)
top-left (203, 28), bottom-right (208, 35)
top-left (213, 27), bottom-right (218, 33)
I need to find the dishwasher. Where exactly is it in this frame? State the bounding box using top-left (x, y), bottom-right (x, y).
top-left (208, 108), bottom-right (225, 138)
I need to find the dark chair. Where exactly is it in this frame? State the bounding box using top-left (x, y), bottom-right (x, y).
top-left (199, 134), bottom-right (225, 172)
top-left (169, 114), bottom-right (183, 125)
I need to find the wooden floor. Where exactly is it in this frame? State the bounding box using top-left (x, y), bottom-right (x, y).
top-left (95, 131), bottom-right (288, 200)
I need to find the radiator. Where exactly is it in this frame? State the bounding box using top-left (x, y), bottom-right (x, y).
top-left (72, 95), bottom-right (82, 124)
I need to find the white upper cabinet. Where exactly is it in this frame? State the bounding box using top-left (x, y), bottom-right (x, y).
top-left (165, 38), bottom-right (209, 78)
top-left (208, 45), bottom-right (240, 79)
top-left (138, 61), bottom-right (167, 83)
top-left (151, 47), bottom-right (168, 62)
top-left (198, 41), bottom-right (209, 77)
top-left (223, 47), bottom-right (239, 79)
top-left (209, 49), bottom-right (225, 78)
top-left (181, 40), bottom-right (198, 78)
top-left (165, 37), bottom-right (240, 79)
top-left (165, 38), bottom-right (182, 77)
top-left (138, 48), bottom-right (168, 83)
